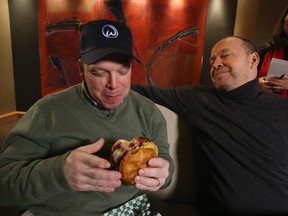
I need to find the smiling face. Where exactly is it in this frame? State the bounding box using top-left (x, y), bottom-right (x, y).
top-left (80, 54), bottom-right (132, 109)
top-left (209, 37), bottom-right (259, 91)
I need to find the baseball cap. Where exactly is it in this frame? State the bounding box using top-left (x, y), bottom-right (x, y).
top-left (80, 19), bottom-right (140, 64)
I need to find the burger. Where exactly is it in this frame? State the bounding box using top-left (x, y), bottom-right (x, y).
top-left (110, 136), bottom-right (158, 184)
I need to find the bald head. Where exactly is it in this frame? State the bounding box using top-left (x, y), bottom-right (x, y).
top-left (209, 36), bottom-right (259, 91)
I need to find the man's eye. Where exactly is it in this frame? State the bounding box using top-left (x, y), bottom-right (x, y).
top-left (90, 71), bottom-right (106, 77)
top-left (118, 70), bottom-right (129, 75)
top-left (222, 53), bottom-right (231, 58)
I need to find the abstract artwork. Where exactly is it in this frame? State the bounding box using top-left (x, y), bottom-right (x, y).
top-left (38, 0), bottom-right (207, 96)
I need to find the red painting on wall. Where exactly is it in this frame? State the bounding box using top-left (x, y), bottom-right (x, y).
top-left (38, 0), bottom-right (208, 96)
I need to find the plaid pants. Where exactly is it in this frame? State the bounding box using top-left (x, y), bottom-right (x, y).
top-left (21, 194), bottom-right (160, 216)
top-left (102, 194), bottom-right (161, 216)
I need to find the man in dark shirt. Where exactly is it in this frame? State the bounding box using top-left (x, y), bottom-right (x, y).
top-left (132, 36), bottom-right (288, 215)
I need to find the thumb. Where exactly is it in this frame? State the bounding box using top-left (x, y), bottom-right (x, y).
top-left (78, 138), bottom-right (105, 154)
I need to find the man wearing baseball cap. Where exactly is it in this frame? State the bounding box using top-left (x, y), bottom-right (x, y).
top-left (0, 19), bottom-right (174, 216)
top-left (80, 19), bottom-right (141, 64)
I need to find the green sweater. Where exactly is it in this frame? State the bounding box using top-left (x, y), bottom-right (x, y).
top-left (0, 85), bottom-right (174, 216)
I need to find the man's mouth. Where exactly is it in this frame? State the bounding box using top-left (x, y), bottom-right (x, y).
top-left (214, 69), bottom-right (229, 79)
top-left (104, 93), bottom-right (121, 101)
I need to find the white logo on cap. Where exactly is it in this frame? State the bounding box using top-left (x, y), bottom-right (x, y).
top-left (102, 24), bottom-right (119, 38)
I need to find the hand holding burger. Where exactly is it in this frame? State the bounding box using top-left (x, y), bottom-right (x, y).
top-left (110, 136), bottom-right (158, 184)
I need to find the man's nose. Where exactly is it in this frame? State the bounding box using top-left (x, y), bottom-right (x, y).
top-left (107, 74), bottom-right (117, 89)
top-left (212, 58), bottom-right (223, 69)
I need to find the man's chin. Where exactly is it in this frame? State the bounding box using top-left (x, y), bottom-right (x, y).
top-left (214, 81), bottom-right (230, 91)
top-left (217, 84), bottom-right (235, 92)
top-left (102, 101), bottom-right (122, 110)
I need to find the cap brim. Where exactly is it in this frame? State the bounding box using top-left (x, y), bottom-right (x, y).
top-left (81, 47), bottom-right (141, 64)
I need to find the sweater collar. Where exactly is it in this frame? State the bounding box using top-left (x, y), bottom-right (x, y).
top-left (82, 81), bottom-right (99, 107)
top-left (218, 78), bottom-right (260, 101)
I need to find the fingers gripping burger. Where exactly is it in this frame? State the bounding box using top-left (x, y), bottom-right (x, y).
top-left (110, 137), bottom-right (158, 184)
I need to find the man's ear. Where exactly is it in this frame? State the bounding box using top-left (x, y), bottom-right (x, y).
top-left (78, 59), bottom-right (84, 79)
top-left (250, 52), bottom-right (260, 69)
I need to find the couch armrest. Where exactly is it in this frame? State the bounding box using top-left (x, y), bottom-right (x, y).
top-left (147, 104), bottom-right (196, 203)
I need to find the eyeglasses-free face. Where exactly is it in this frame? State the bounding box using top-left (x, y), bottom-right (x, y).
top-left (80, 54), bottom-right (132, 109)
